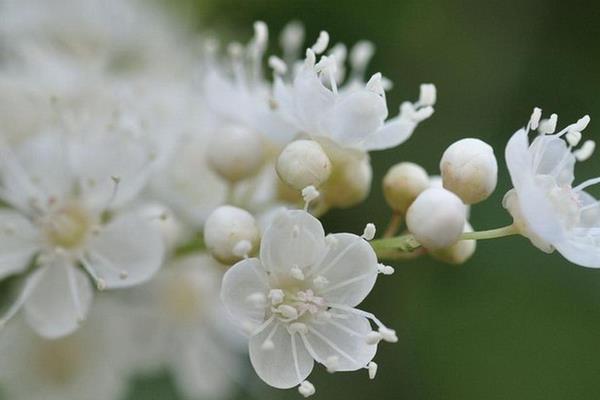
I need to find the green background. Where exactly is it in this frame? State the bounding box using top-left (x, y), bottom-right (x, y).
top-left (131, 0), bottom-right (600, 399)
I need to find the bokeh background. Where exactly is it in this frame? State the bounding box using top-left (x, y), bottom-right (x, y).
top-left (129, 0), bottom-right (600, 399)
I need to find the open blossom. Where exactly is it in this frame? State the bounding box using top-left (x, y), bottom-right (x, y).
top-left (271, 40), bottom-right (436, 153)
top-left (503, 108), bottom-right (599, 267)
top-left (0, 298), bottom-right (134, 400)
top-left (0, 131), bottom-right (164, 338)
top-left (122, 254), bottom-right (242, 400)
top-left (221, 209), bottom-right (396, 395)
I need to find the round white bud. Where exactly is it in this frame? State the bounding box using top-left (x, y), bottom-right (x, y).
top-left (207, 124), bottom-right (265, 183)
top-left (276, 140), bottom-right (332, 190)
top-left (383, 162), bottom-right (429, 214)
top-left (204, 206), bottom-right (260, 264)
top-left (322, 155), bottom-right (372, 208)
top-left (406, 188), bottom-right (466, 250)
top-left (430, 222), bottom-right (476, 265)
top-left (440, 138), bottom-right (498, 204)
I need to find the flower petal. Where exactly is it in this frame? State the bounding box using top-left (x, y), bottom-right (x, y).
top-left (304, 312), bottom-right (376, 371)
top-left (24, 262), bottom-right (93, 339)
top-left (291, 67), bottom-right (335, 135)
top-left (221, 258), bottom-right (269, 332)
top-left (249, 321), bottom-right (314, 389)
top-left (360, 116), bottom-right (417, 151)
top-left (530, 135), bottom-right (575, 186)
top-left (86, 212), bottom-right (164, 289)
top-left (0, 210), bottom-right (39, 279)
top-left (324, 89), bottom-right (387, 147)
top-left (554, 234), bottom-right (600, 268)
top-left (310, 233), bottom-right (378, 307)
top-left (505, 129), bottom-right (563, 244)
top-left (259, 210), bottom-right (325, 277)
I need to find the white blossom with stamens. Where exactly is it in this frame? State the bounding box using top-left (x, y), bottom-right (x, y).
top-left (0, 132), bottom-right (164, 338)
top-left (221, 209), bottom-right (395, 393)
top-left (503, 108), bottom-right (600, 267)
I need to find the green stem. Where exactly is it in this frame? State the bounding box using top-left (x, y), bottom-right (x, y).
top-left (460, 224), bottom-right (518, 241)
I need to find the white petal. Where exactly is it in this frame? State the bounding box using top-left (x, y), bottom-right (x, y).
top-left (24, 262), bottom-right (93, 339)
top-left (70, 134), bottom-right (153, 210)
top-left (324, 89), bottom-right (387, 147)
top-left (505, 129), bottom-right (563, 244)
top-left (530, 135), bottom-right (575, 185)
top-left (310, 233), bottom-right (378, 307)
top-left (260, 210), bottom-right (325, 278)
top-left (304, 312), bottom-right (376, 371)
top-left (249, 321), bottom-right (314, 389)
top-left (554, 234), bottom-right (600, 268)
top-left (0, 210), bottom-right (39, 279)
top-left (86, 212), bottom-right (164, 289)
top-left (360, 116), bottom-right (417, 151)
top-left (291, 67), bottom-right (335, 135)
top-left (221, 258), bottom-right (269, 331)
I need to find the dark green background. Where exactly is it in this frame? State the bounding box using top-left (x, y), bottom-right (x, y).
top-left (131, 1), bottom-right (600, 399)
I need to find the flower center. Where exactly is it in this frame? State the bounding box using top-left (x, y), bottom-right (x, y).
top-left (269, 288), bottom-right (327, 323)
top-left (43, 203), bottom-right (92, 249)
top-left (547, 184), bottom-right (582, 228)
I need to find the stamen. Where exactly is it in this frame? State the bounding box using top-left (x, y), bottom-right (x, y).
top-left (574, 176), bottom-right (600, 192)
top-left (566, 130), bottom-right (582, 147)
top-left (79, 256), bottom-right (106, 290)
top-left (289, 322), bottom-right (308, 335)
top-left (529, 107), bottom-right (542, 131)
top-left (539, 114), bottom-right (558, 134)
top-left (302, 185), bottom-right (320, 209)
top-left (269, 289), bottom-right (284, 305)
top-left (349, 40), bottom-right (375, 80)
top-left (290, 266), bottom-right (305, 280)
top-left (367, 362), bottom-right (378, 379)
top-left (298, 380), bottom-right (316, 398)
top-left (313, 275), bottom-right (329, 289)
top-left (261, 323), bottom-right (279, 351)
top-left (365, 331), bottom-right (383, 345)
top-left (366, 73), bottom-right (385, 96)
top-left (378, 326), bottom-right (398, 343)
top-left (277, 304), bottom-right (299, 320)
top-left (233, 239), bottom-right (252, 258)
top-left (280, 21), bottom-right (305, 61)
top-left (311, 31), bottom-right (330, 54)
top-left (418, 84), bottom-right (437, 107)
top-left (325, 356), bottom-right (339, 373)
top-left (268, 55), bottom-right (287, 75)
top-left (574, 140), bottom-right (595, 162)
top-left (377, 263), bottom-right (395, 275)
top-left (88, 250), bottom-right (128, 281)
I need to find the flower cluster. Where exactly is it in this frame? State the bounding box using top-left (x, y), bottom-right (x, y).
top-left (0, 0), bottom-right (598, 399)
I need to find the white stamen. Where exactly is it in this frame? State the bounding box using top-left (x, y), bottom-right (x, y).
top-left (253, 21), bottom-right (268, 49)
top-left (80, 257), bottom-right (106, 291)
top-left (233, 239), bottom-right (252, 258)
top-left (280, 21), bottom-right (305, 57)
top-left (349, 40), bottom-right (375, 76)
top-left (289, 322), bottom-right (308, 335)
top-left (566, 130), bottom-right (582, 147)
top-left (362, 223), bottom-right (376, 240)
top-left (290, 266), bottom-right (305, 280)
top-left (379, 326), bottom-right (398, 343)
top-left (529, 107), bottom-right (542, 130)
top-left (261, 323), bottom-right (279, 350)
top-left (278, 304), bottom-right (298, 320)
top-left (574, 115), bottom-right (591, 131)
top-left (268, 289), bottom-right (284, 305)
top-left (366, 73), bottom-right (384, 96)
top-left (418, 83), bottom-right (437, 106)
top-left (302, 185), bottom-right (320, 208)
top-left (298, 380), bottom-right (316, 397)
top-left (325, 356), bottom-right (339, 373)
top-left (227, 42), bottom-right (244, 58)
top-left (365, 331), bottom-right (383, 345)
top-left (539, 113), bottom-right (558, 134)
top-left (368, 362), bottom-right (378, 379)
top-left (574, 176), bottom-right (600, 192)
top-left (377, 263), bottom-right (395, 275)
top-left (574, 140), bottom-right (595, 162)
top-left (268, 55), bottom-right (288, 75)
top-left (311, 31), bottom-right (329, 54)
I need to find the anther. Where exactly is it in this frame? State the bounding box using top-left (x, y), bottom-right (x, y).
top-left (269, 289), bottom-right (284, 305)
top-left (311, 31), bottom-right (330, 54)
top-left (367, 362), bottom-right (378, 379)
top-left (233, 239), bottom-right (252, 258)
top-left (379, 327), bottom-right (398, 343)
top-left (566, 130), bottom-right (582, 147)
top-left (362, 223), bottom-right (376, 241)
top-left (529, 107), bottom-right (542, 130)
top-left (539, 114), bottom-right (558, 134)
top-left (325, 356), bottom-right (339, 373)
top-left (574, 140), bottom-right (596, 162)
top-left (290, 266), bottom-right (305, 280)
top-left (377, 263), bottom-right (395, 275)
top-left (365, 331), bottom-right (383, 345)
top-left (268, 55), bottom-right (287, 75)
top-left (418, 83), bottom-right (437, 107)
top-left (289, 322), bottom-right (308, 335)
top-left (298, 380), bottom-right (316, 398)
top-left (96, 278), bottom-right (107, 291)
top-left (278, 304), bottom-right (298, 320)
top-left (302, 186), bottom-right (320, 208)
top-left (261, 338), bottom-right (275, 351)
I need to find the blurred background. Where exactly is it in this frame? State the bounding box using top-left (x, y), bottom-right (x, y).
top-left (126, 0), bottom-right (600, 399)
top-left (5, 0), bottom-right (598, 399)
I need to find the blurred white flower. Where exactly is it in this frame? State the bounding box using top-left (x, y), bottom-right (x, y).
top-left (0, 132), bottom-right (164, 338)
top-left (0, 298), bottom-right (133, 400)
top-left (504, 108), bottom-right (599, 267)
top-left (122, 254), bottom-right (242, 400)
top-left (221, 209), bottom-right (396, 395)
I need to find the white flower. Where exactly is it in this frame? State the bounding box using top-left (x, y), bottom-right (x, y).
top-left (271, 43), bottom-right (435, 152)
top-left (221, 209), bottom-right (396, 394)
top-left (383, 162), bottom-right (430, 214)
top-left (0, 132), bottom-right (164, 338)
top-left (503, 108), bottom-right (600, 267)
top-left (121, 254), bottom-right (242, 400)
top-left (0, 298), bottom-right (133, 400)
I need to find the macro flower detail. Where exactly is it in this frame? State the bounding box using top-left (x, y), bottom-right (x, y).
top-left (221, 209), bottom-right (396, 395)
top-left (503, 108), bottom-right (599, 267)
top-left (0, 132), bottom-right (164, 338)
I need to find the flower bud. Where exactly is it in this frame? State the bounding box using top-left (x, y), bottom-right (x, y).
top-left (430, 222), bottom-right (476, 264)
top-left (207, 124), bottom-right (265, 183)
top-left (276, 140), bottom-right (332, 190)
top-left (204, 205), bottom-right (260, 264)
top-left (382, 162), bottom-right (429, 214)
top-left (406, 188), bottom-right (466, 250)
top-left (440, 138), bottom-right (498, 204)
top-left (322, 154), bottom-right (372, 209)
